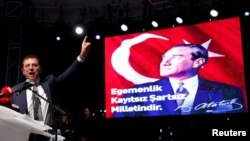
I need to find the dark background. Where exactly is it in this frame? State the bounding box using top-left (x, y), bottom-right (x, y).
top-left (0, 0), bottom-right (249, 140)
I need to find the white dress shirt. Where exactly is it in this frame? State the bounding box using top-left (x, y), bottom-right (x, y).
top-left (27, 85), bottom-right (49, 123)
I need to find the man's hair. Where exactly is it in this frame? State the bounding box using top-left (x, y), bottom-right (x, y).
top-left (173, 44), bottom-right (209, 64)
top-left (22, 54), bottom-right (41, 67)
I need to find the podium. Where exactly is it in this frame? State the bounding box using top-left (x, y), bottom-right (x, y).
top-left (0, 105), bottom-right (65, 141)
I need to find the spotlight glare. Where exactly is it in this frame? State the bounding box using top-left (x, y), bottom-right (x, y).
top-left (159, 129), bottom-right (162, 133)
top-left (56, 36), bottom-right (61, 41)
top-left (121, 24), bottom-right (128, 31)
top-left (210, 9), bottom-right (218, 17)
top-left (151, 21), bottom-right (158, 28)
top-left (176, 17), bottom-right (183, 24)
top-left (75, 26), bottom-right (84, 35)
top-left (96, 34), bottom-right (101, 40)
top-left (244, 11), bottom-right (249, 16)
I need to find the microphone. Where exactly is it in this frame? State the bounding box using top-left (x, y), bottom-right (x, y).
top-left (20, 81), bottom-right (34, 91)
top-left (0, 97), bottom-right (11, 105)
top-left (0, 82), bottom-right (34, 97)
top-left (13, 82), bottom-right (34, 95)
top-left (0, 86), bottom-right (13, 98)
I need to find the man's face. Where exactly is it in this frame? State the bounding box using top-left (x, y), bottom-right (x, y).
top-left (83, 108), bottom-right (90, 116)
top-left (160, 47), bottom-right (196, 79)
top-left (61, 115), bottom-right (68, 123)
top-left (22, 58), bottom-right (41, 81)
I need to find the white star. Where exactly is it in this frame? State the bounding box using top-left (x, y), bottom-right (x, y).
top-left (183, 39), bottom-right (225, 57)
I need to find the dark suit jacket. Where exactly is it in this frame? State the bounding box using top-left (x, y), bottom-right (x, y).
top-left (113, 77), bottom-right (247, 117)
top-left (11, 59), bottom-right (83, 125)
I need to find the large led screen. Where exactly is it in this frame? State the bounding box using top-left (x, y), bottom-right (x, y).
top-left (105, 17), bottom-right (248, 118)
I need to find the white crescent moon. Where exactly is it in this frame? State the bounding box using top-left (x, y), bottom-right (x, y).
top-left (111, 33), bottom-right (169, 84)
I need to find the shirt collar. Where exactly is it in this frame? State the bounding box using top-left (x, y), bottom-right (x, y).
top-left (169, 75), bottom-right (198, 92)
top-left (26, 78), bottom-right (40, 85)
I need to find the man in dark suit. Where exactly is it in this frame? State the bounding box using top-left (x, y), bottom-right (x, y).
top-left (113, 44), bottom-right (247, 117)
top-left (10, 36), bottom-right (91, 141)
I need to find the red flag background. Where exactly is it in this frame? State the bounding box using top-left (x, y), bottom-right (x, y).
top-left (105, 17), bottom-right (247, 118)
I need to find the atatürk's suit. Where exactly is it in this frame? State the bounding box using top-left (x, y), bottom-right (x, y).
top-left (11, 59), bottom-right (83, 126)
top-left (113, 77), bottom-right (247, 117)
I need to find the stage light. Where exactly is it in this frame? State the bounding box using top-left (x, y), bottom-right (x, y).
top-left (75, 26), bottom-right (84, 35)
top-left (121, 24), bottom-right (128, 32)
top-left (210, 9), bottom-right (218, 17)
top-left (56, 36), bottom-right (61, 41)
top-left (95, 34), bottom-right (101, 40)
top-left (176, 17), bottom-right (183, 24)
top-left (159, 128), bottom-right (162, 133)
top-left (151, 21), bottom-right (158, 28)
top-left (244, 11), bottom-right (249, 16)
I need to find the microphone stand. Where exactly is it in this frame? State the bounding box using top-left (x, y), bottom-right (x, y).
top-left (27, 87), bottom-right (65, 141)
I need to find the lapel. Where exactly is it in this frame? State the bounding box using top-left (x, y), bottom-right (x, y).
top-left (39, 77), bottom-right (52, 102)
top-left (13, 82), bottom-right (29, 114)
top-left (157, 77), bottom-right (180, 114)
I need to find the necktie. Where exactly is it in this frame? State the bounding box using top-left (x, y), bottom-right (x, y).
top-left (32, 86), bottom-right (43, 120)
top-left (176, 82), bottom-right (189, 106)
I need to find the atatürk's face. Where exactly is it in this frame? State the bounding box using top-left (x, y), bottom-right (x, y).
top-left (160, 47), bottom-right (196, 80)
top-left (22, 58), bottom-right (41, 81)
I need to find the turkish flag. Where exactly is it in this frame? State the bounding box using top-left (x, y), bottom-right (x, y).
top-left (105, 17), bottom-right (247, 118)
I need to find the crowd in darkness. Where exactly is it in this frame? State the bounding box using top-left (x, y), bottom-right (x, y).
top-left (58, 106), bottom-right (103, 141)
